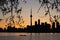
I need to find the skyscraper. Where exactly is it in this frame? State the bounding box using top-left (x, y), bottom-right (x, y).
top-left (52, 22), bottom-right (55, 29)
top-left (35, 21), bottom-right (37, 26)
top-left (38, 19), bottom-right (40, 25)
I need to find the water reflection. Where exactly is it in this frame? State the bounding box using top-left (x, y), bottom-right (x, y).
top-left (0, 33), bottom-right (60, 40)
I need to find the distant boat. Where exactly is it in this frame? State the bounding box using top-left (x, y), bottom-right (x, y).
top-left (19, 35), bottom-right (27, 36)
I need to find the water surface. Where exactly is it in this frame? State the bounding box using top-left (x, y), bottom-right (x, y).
top-left (0, 33), bottom-right (60, 40)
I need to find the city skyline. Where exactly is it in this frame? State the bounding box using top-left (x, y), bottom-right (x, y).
top-left (0, 0), bottom-right (60, 29)
top-left (0, 19), bottom-right (60, 33)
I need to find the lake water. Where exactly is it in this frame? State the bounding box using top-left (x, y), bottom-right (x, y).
top-left (0, 33), bottom-right (60, 40)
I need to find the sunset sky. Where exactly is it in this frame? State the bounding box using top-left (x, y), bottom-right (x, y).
top-left (0, 0), bottom-right (60, 28)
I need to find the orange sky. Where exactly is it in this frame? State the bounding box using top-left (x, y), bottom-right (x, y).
top-left (0, 17), bottom-right (60, 29)
top-left (0, 17), bottom-right (52, 29)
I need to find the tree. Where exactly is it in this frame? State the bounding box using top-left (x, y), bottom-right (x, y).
top-left (37, 0), bottom-right (60, 23)
top-left (0, 0), bottom-right (26, 27)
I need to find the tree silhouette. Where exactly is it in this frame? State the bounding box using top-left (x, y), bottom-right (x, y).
top-left (37, 0), bottom-right (60, 23)
top-left (0, 0), bottom-right (26, 27)
top-left (0, 19), bottom-right (3, 21)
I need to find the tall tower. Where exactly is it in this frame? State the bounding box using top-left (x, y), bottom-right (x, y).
top-left (30, 8), bottom-right (32, 40)
top-left (30, 8), bottom-right (32, 26)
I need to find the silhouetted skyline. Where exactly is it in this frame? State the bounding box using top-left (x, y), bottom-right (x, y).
top-left (0, 19), bottom-right (60, 33)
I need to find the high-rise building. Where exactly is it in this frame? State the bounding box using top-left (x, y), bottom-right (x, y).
top-left (38, 19), bottom-right (40, 25)
top-left (52, 22), bottom-right (55, 29)
top-left (30, 8), bottom-right (32, 26)
top-left (35, 21), bottom-right (37, 25)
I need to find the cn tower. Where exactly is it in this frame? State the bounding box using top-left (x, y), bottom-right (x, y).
top-left (30, 8), bottom-right (32, 26)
